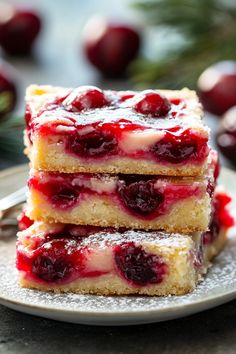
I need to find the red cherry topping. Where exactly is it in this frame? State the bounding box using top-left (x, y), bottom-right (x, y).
top-left (66, 130), bottom-right (118, 158)
top-left (152, 140), bottom-right (197, 164)
top-left (214, 192), bottom-right (234, 228)
top-left (31, 239), bottom-right (83, 282)
top-left (133, 90), bottom-right (171, 117)
top-left (114, 242), bottom-right (167, 286)
top-left (117, 178), bottom-right (164, 216)
top-left (17, 210), bottom-right (34, 231)
top-left (62, 86), bottom-right (109, 112)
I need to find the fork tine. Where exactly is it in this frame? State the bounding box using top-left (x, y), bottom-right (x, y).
top-left (0, 186), bottom-right (27, 212)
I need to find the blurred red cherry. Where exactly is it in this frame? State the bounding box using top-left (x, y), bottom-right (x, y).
top-left (0, 3), bottom-right (41, 56)
top-left (83, 17), bottom-right (141, 78)
top-left (0, 60), bottom-right (17, 118)
top-left (198, 61), bottom-right (236, 116)
top-left (216, 107), bottom-right (236, 165)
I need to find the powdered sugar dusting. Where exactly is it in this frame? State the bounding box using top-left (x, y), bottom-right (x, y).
top-left (28, 86), bottom-right (207, 133)
top-left (77, 230), bottom-right (193, 249)
top-left (1, 233), bottom-right (236, 318)
top-left (35, 105), bottom-right (206, 132)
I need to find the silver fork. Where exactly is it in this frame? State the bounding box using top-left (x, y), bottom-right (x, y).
top-left (0, 186), bottom-right (27, 226)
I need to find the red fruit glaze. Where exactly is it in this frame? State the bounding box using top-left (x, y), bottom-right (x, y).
top-left (214, 192), bottom-right (234, 228)
top-left (27, 87), bottom-right (209, 166)
top-left (31, 239), bottom-right (85, 283)
top-left (0, 6), bottom-right (41, 56)
top-left (29, 176), bottom-right (81, 210)
top-left (116, 175), bottom-right (201, 219)
top-left (114, 242), bottom-right (167, 286)
top-left (151, 128), bottom-right (207, 164)
top-left (203, 191), bottom-right (234, 245)
top-left (16, 227), bottom-right (111, 284)
top-left (28, 172), bottom-right (202, 220)
top-left (60, 123), bottom-right (207, 165)
top-left (17, 228), bottom-right (168, 286)
top-left (133, 90), bottom-right (171, 117)
top-left (66, 130), bottom-right (118, 158)
top-left (18, 210), bottom-right (34, 231)
top-left (62, 86), bottom-right (109, 112)
top-left (117, 179), bottom-right (164, 216)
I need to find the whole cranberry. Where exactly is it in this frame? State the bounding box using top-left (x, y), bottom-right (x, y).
top-left (0, 60), bottom-right (17, 118)
top-left (198, 61), bottom-right (236, 116)
top-left (216, 107), bottom-right (236, 165)
top-left (63, 86), bottom-right (109, 112)
top-left (83, 17), bottom-right (141, 77)
top-left (133, 90), bottom-right (171, 117)
top-left (0, 3), bottom-right (41, 56)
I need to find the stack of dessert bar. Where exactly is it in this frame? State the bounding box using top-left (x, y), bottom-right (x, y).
top-left (16, 85), bottom-right (234, 295)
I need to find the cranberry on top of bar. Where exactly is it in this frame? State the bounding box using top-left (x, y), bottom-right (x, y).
top-left (25, 85), bottom-right (210, 176)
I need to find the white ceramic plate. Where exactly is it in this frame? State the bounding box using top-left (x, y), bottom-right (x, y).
top-left (0, 164), bottom-right (236, 326)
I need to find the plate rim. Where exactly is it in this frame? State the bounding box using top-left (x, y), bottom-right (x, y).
top-left (0, 282), bottom-right (236, 316)
top-left (0, 289), bottom-right (236, 326)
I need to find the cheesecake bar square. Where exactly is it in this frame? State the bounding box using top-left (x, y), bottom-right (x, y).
top-left (17, 188), bottom-right (233, 296)
top-left (16, 219), bottom-right (227, 296)
top-left (26, 166), bottom-right (214, 233)
top-left (25, 85), bottom-right (209, 176)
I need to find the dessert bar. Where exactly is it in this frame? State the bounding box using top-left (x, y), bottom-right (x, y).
top-left (16, 82), bottom-right (234, 298)
top-left (26, 169), bottom-right (214, 233)
top-left (17, 222), bottom-right (206, 296)
top-left (25, 85), bottom-right (209, 176)
top-left (17, 188), bottom-right (231, 296)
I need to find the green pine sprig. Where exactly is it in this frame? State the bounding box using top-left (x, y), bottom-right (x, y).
top-left (0, 115), bottom-right (24, 158)
top-left (130, 0), bottom-right (236, 88)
